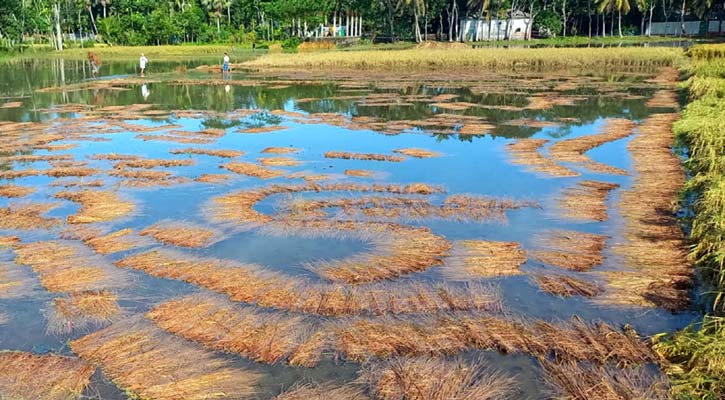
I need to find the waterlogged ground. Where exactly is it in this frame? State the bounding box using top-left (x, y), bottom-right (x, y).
top-left (0, 56), bottom-right (697, 399)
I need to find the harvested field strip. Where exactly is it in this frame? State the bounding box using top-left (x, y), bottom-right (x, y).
top-left (646, 90), bottom-right (679, 109)
top-left (116, 249), bottom-right (501, 316)
top-left (443, 240), bottom-right (526, 278)
top-left (541, 360), bottom-right (669, 400)
top-left (210, 182), bottom-right (444, 225)
top-left (136, 134), bottom-right (214, 144)
top-left (195, 173), bottom-right (231, 183)
top-left (613, 113), bottom-right (691, 311)
top-left (82, 228), bottom-right (148, 255)
top-left (147, 295), bottom-right (322, 367)
top-left (392, 148), bottom-right (441, 158)
top-left (529, 230), bottom-right (607, 271)
top-left (55, 190), bottom-right (135, 224)
top-left (334, 315), bottom-right (655, 364)
top-left (48, 290), bottom-right (121, 334)
top-left (345, 169), bottom-right (374, 177)
top-left (239, 125), bottom-right (288, 133)
top-left (262, 146), bottom-right (301, 154)
top-left (549, 118), bottom-right (636, 175)
top-left (70, 318), bottom-right (261, 400)
top-left (506, 139), bottom-right (579, 177)
top-left (362, 356), bottom-right (516, 400)
top-left (140, 221), bottom-right (217, 248)
top-left (113, 158), bottom-right (195, 169)
top-left (90, 153), bottom-right (141, 161)
top-left (221, 161), bottom-right (285, 179)
top-left (556, 180), bottom-right (620, 222)
top-left (170, 147), bottom-right (244, 158)
top-left (325, 151), bottom-right (406, 162)
top-left (0, 236), bottom-right (20, 247)
top-left (0, 351), bottom-right (95, 400)
top-left (0, 185), bottom-right (35, 198)
top-left (14, 241), bottom-right (125, 293)
top-left (0, 203), bottom-right (61, 230)
top-left (275, 382), bottom-right (367, 400)
top-left (532, 274), bottom-right (602, 298)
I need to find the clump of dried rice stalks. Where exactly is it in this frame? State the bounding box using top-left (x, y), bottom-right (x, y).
top-left (239, 125), bottom-right (288, 134)
top-left (44, 166), bottom-right (99, 178)
top-left (443, 240), bottom-right (526, 279)
top-left (136, 134), bottom-right (213, 144)
top-left (275, 382), bottom-right (368, 400)
top-left (140, 221), bottom-right (217, 248)
top-left (0, 185), bottom-right (34, 198)
top-left (530, 229), bottom-right (607, 271)
top-left (334, 315), bottom-right (655, 365)
top-left (612, 113), bottom-right (690, 311)
top-left (90, 153), bottom-right (141, 161)
top-left (195, 173), bottom-right (231, 184)
top-left (169, 147), bottom-right (244, 158)
top-left (114, 158), bottom-right (195, 169)
top-left (0, 203), bottom-right (61, 230)
top-left (506, 139), bottom-right (579, 177)
top-left (84, 228), bottom-right (147, 254)
top-left (49, 178), bottom-right (104, 188)
top-left (117, 249), bottom-right (500, 317)
top-left (557, 180), bottom-right (620, 222)
top-left (363, 356), bottom-right (516, 400)
top-left (262, 146), bottom-right (301, 154)
top-left (532, 273), bottom-right (602, 297)
top-left (147, 295), bottom-right (322, 366)
top-left (646, 90), bottom-right (679, 109)
top-left (541, 360), bottom-right (669, 400)
top-left (393, 148), bottom-right (441, 158)
top-left (325, 151), bottom-right (406, 162)
top-left (0, 351), bottom-right (94, 400)
top-left (210, 183), bottom-right (444, 225)
top-left (258, 156), bottom-right (301, 167)
top-left (70, 318), bottom-right (261, 400)
top-left (221, 161), bottom-right (285, 179)
top-left (55, 190), bottom-right (134, 224)
top-left (0, 236), bottom-right (20, 247)
top-left (549, 118), bottom-right (636, 174)
top-left (345, 169), bottom-right (374, 177)
top-left (48, 290), bottom-right (120, 334)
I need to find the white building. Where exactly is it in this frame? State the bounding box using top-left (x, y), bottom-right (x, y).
top-left (459, 11), bottom-right (532, 41)
top-left (646, 20), bottom-right (725, 36)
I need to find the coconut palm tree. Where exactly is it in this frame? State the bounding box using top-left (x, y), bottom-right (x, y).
top-left (201, 0), bottom-right (229, 33)
top-left (597, 0), bottom-right (630, 37)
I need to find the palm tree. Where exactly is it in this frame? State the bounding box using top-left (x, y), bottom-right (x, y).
top-left (96, 0), bottom-right (110, 18)
top-left (201, 0), bottom-right (229, 33)
top-left (597, 0), bottom-right (630, 37)
top-left (397, 0), bottom-right (425, 42)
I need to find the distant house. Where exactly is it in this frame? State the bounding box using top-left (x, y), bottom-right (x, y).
top-left (459, 11), bottom-right (532, 41)
top-left (646, 20), bottom-right (724, 36)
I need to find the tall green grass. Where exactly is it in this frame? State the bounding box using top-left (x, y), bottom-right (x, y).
top-left (654, 44), bottom-right (725, 399)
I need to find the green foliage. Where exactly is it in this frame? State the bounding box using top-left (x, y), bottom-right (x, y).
top-left (281, 37), bottom-right (301, 52)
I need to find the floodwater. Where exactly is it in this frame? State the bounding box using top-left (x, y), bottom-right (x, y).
top-left (0, 56), bottom-right (698, 399)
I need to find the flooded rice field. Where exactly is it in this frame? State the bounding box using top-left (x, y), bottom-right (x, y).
top-left (0, 57), bottom-right (695, 399)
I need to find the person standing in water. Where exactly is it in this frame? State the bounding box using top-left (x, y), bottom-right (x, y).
top-left (222, 52), bottom-right (230, 73)
top-left (139, 53), bottom-right (148, 77)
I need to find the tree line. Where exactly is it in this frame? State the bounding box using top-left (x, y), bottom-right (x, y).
top-left (0, 0), bottom-right (722, 49)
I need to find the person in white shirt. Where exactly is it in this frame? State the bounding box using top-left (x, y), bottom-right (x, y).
top-left (139, 53), bottom-right (148, 76)
top-left (222, 52), bottom-right (230, 73)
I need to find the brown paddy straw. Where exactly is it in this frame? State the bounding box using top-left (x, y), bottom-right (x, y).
top-left (529, 229), bottom-right (607, 271)
top-left (556, 180), bottom-right (620, 222)
top-left (48, 290), bottom-right (121, 334)
top-left (506, 139), bottom-right (579, 177)
top-left (645, 90), bottom-right (679, 109)
top-left (239, 125), bottom-right (288, 134)
top-left (0, 351), bottom-right (94, 400)
top-left (140, 221), bottom-right (217, 248)
top-left (443, 240), bottom-right (526, 279)
top-left (363, 356), bottom-right (516, 400)
top-left (49, 178), bottom-right (104, 188)
top-left (84, 228), bottom-right (147, 254)
top-left (195, 173), bottom-right (231, 183)
top-left (221, 161), bottom-right (285, 179)
top-left (262, 146), bottom-right (301, 154)
top-left (55, 190), bottom-right (135, 224)
top-left (169, 147), bottom-right (244, 158)
top-left (325, 151), bottom-right (406, 162)
top-left (114, 158), bottom-right (195, 169)
top-left (116, 248), bottom-right (501, 317)
top-left (258, 156), bottom-right (301, 167)
top-left (532, 274), bottom-right (602, 298)
top-left (275, 382), bottom-right (367, 400)
top-left (0, 202), bottom-right (61, 230)
top-left (611, 113), bottom-right (690, 311)
top-left (136, 134), bottom-right (214, 144)
top-left (70, 318), bottom-right (261, 400)
top-left (541, 360), bottom-right (669, 400)
top-left (345, 169), bottom-right (374, 177)
top-left (393, 148), bottom-right (441, 158)
top-left (0, 185), bottom-right (35, 198)
top-left (0, 236), bottom-right (20, 247)
top-left (147, 295), bottom-right (322, 367)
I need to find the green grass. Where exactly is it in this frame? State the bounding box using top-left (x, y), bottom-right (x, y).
top-left (243, 46), bottom-right (684, 72)
top-left (657, 43), bottom-right (725, 399)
